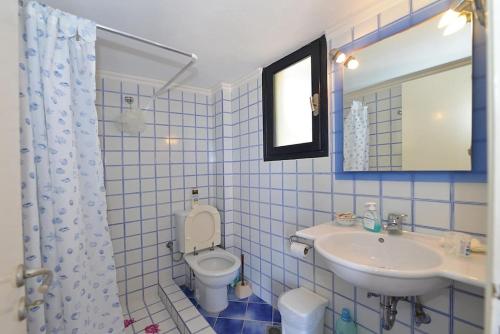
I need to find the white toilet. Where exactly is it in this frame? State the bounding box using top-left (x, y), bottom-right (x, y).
top-left (175, 205), bottom-right (240, 313)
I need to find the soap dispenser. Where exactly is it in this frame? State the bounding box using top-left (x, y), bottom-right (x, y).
top-left (363, 202), bottom-right (382, 232)
top-left (335, 308), bottom-right (357, 334)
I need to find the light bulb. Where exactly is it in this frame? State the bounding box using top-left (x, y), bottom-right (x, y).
top-left (335, 52), bottom-right (347, 64)
top-left (443, 13), bottom-right (467, 36)
top-left (345, 56), bottom-right (359, 70)
top-left (331, 50), bottom-right (347, 64)
top-left (438, 9), bottom-right (460, 29)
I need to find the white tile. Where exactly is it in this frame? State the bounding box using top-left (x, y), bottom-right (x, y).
top-left (419, 287), bottom-right (450, 314)
top-left (414, 201), bottom-right (450, 229)
top-left (454, 203), bottom-right (487, 234)
top-left (314, 174), bottom-right (332, 193)
top-left (453, 320), bottom-right (483, 334)
top-left (454, 290), bottom-right (484, 326)
top-left (454, 183), bottom-right (487, 203)
top-left (334, 275), bottom-right (354, 299)
top-left (414, 182), bottom-right (450, 201)
top-left (355, 180), bottom-right (380, 196)
top-left (314, 266), bottom-right (333, 290)
top-left (382, 181), bottom-right (411, 198)
top-left (354, 16), bottom-right (378, 40)
top-left (355, 304), bottom-right (379, 331)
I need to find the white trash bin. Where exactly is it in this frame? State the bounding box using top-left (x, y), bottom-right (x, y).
top-left (277, 287), bottom-right (328, 334)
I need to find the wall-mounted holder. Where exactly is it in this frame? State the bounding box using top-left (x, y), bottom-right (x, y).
top-left (289, 235), bottom-right (313, 256)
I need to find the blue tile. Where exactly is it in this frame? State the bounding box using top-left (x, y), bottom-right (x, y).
top-left (188, 297), bottom-right (198, 306)
top-left (180, 285), bottom-right (194, 298)
top-left (273, 308), bottom-right (281, 323)
top-left (214, 318), bottom-right (244, 334)
top-left (248, 294), bottom-right (266, 304)
top-left (245, 303), bottom-right (273, 322)
top-left (242, 320), bottom-right (274, 334)
top-left (219, 301), bottom-right (247, 319)
top-left (205, 316), bottom-right (217, 327)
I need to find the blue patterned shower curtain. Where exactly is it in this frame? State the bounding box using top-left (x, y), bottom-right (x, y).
top-left (19, 2), bottom-right (124, 333)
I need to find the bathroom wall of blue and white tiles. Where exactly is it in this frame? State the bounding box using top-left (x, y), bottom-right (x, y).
top-left (216, 1), bottom-right (487, 333)
top-left (96, 0), bottom-right (487, 333)
top-left (95, 76), bottom-right (219, 305)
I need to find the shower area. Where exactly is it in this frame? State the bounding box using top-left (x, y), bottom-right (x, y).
top-left (18, 2), bottom-right (222, 333)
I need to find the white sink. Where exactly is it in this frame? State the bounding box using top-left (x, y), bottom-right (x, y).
top-left (297, 224), bottom-right (486, 296)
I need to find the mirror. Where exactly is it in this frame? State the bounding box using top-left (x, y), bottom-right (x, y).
top-left (342, 14), bottom-right (472, 172)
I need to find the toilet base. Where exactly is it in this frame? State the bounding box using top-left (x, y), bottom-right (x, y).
top-left (195, 278), bottom-right (229, 313)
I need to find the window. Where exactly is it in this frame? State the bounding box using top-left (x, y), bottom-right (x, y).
top-left (262, 35), bottom-right (328, 161)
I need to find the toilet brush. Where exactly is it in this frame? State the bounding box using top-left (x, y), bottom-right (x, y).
top-left (235, 254), bottom-right (252, 299)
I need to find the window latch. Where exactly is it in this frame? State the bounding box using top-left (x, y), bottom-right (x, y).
top-left (310, 93), bottom-right (320, 116)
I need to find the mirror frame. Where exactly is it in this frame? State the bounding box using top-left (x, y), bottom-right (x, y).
top-left (334, 1), bottom-right (486, 182)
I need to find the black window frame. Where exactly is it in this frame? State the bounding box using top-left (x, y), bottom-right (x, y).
top-left (262, 35), bottom-right (328, 161)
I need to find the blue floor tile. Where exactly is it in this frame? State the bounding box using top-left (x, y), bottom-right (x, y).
top-left (273, 308), bottom-right (281, 323)
top-left (219, 301), bottom-right (247, 319)
top-left (214, 318), bottom-right (244, 334)
top-left (245, 303), bottom-right (273, 322)
top-left (248, 294), bottom-right (266, 304)
top-left (188, 297), bottom-right (197, 306)
top-left (242, 320), bottom-right (274, 334)
top-left (180, 285), bottom-right (194, 298)
top-left (205, 316), bottom-right (217, 327)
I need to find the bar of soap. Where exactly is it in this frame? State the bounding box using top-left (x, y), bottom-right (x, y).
top-left (471, 238), bottom-right (487, 253)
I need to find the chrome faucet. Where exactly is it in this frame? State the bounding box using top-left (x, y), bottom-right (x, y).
top-left (193, 246), bottom-right (198, 256)
top-left (383, 213), bottom-right (407, 234)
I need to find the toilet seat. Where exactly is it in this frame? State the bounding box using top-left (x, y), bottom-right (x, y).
top-left (180, 205), bottom-right (221, 253)
top-left (185, 248), bottom-right (240, 278)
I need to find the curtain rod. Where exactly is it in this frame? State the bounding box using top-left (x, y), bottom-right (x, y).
top-left (19, 1), bottom-right (198, 100)
top-left (96, 24), bottom-right (198, 61)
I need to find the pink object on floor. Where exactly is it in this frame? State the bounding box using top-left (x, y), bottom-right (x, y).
top-left (145, 324), bottom-right (160, 333)
top-left (124, 318), bottom-right (135, 328)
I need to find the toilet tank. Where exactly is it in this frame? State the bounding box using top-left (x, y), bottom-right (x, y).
top-left (174, 205), bottom-right (221, 254)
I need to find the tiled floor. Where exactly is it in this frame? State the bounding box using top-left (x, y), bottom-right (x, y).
top-left (123, 292), bottom-right (181, 334)
top-left (181, 286), bottom-right (282, 334)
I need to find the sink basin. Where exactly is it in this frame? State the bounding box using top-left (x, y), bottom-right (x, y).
top-left (314, 231), bottom-right (452, 296)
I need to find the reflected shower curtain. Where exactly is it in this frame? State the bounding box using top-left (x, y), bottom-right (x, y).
top-left (19, 2), bottom-right (123, 333)
top-left (343, 100), bottom-right (369, 171)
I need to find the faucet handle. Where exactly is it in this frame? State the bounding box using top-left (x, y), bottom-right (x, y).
top-left (384, 213), bottom-right (406, 233)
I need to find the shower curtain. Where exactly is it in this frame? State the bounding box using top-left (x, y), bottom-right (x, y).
top-left (19, 2), bottom-right (123, 333)
top-left (343, 100), bottom-right (370, 171)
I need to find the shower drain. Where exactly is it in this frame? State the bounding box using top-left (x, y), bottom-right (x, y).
top-left (267, 326), bottom-right (281, 334)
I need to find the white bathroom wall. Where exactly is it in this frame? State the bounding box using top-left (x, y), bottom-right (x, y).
top-left (95, 73), bottom-right (218, 303)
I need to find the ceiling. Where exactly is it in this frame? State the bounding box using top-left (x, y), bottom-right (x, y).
top-left (42, 0), bottom-right (380, 89)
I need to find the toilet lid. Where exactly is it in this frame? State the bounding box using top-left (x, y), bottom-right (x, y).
top-left (185, 205), bottom-right (221, 252)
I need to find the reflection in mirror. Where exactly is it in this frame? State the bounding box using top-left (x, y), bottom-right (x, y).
top-left (343, 14), bottom-right (472, 172)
